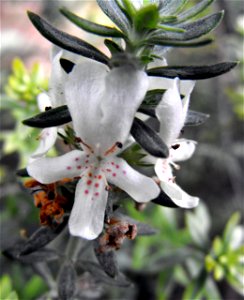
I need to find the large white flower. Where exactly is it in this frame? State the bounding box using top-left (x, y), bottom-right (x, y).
top-left (154, 77), bottom-right (199, 208)
top-left (27, 60), bottom-right (160, 239)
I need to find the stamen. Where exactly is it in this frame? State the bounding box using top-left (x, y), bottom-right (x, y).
top-left (104, 141), bottom-right (123, 156)
top-left (75, 137), bottom-right (94, 153)
top-left (45, 106), bottom-right (52, 111)
top-left (171, 144), bottom-right (180, 150)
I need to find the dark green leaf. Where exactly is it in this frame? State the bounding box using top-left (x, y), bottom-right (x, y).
top-left (104, 39), bottom-right (124, 55)
top-left (75, 260), bottom-right (131, 287)
top-left (58, 260), bottom-right (77, 300)
top-left (23, 105), bottom-right (71, 128)
top-left (59, 58), bottom-right (75, 74)
top-left (150, 12), bottom-right (224, 41)
top-left (185, 110), bottom-right (210, 126)
top-left (147, 38), bottom-right (213, 48)
top-left (141, 89), bottom-right (165, 107)
top-left (177, 0), bottom-right (215, 23)
top-left (137, 107), bottom-right (156, 118)
top-left (94, 244), bottom-right (119, 278)
top-left (16, 168), bottom-right (29, 177)
top-left (97, 0), bottom-right (131, 33)
top-left (183, 268), bottom-right (208, 300)
top-left (159, 0), bottom-right (188, 15)
top-left (152, 190), bottom-right (178, 208)
top-left (60, 8), bottom-right (125, 38)
top-left (147, 62), bottom-right (238, 80)
top-left (20, 218), bottom-right (68, 255)
top-left (27, 11), bottom-right (109, 64)
top-left (131, 118), bottom-right (169, 158)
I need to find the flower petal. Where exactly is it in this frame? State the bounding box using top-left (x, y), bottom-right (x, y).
top-left (149, 77), bottom-right (195, 96)
top-left (27, 150), bottom-right (87, 184)
top-left (64, 60), bottom-right (107, 150)
top-left (31, 127), bottom-right (58, 158)
top-left (104, 157), bottom-right (160, 202)
top-left (100, 66), bottom-right (148, 153)
top-left (170, 139), bottom-right (197, 162)
top-left (69, 170), bottom-right (108, 239)
top-left (160, 181), bottom-right (199, 208)
top-left (48, 51), bottom-right (68, 107)
top-left (156, 78), bottom-right (184, 146)
top-left (37, 92), bottom-right (52, 112)
top-left (65, 61), bottom-right (148, 154)
top-left (154, 158), bottom-right (173, 182)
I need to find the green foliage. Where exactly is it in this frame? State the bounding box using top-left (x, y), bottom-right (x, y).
top-left (4, 58), bottom-right (48, 105)
top-left (0, 275), bottom-right (19, 300)
top-left (205, 213), bottom-right (244, 295)
top-left (0, 58), bottom-right (56, 167)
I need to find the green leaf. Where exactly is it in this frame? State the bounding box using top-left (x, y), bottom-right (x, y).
top-left (121, 0), bottom-right (136, 18)
top-left (27, 11), bottom-right (109, 65)
top-left (0, 275), bottom-right (12, 299)
top-left (186, 203), bottom-right (211, 247)
top-left (177, 0), bottom-right (215, 23)
top-left (134, 4), bottom-right (160, 31)
top-left (185, 110), bottom-right (210, 126)
top-left (159, 0), bottom-right (188, 15)
top-left (131, 117), bottom-right (169, 158)
top-left (97, 0), bottom-right (131, 33)
top-left (141, 89), bottom-right (166, 107)
top-left (204, 277), bottom-right (222, 300)
top-left (223, 212), bottom-right (241, 248)
top-left (23, 105), bottom-right (71, 128)
top-left (183, 268), bottom-right (208, 300)
top-left (60, 8), bottom-right (125, 38)
top-left (152, 190), bottom-right (178, 208)
top-left (150, 11), bottom-right (224, 41)
top-left (147, 62), bottom-right (238, 80)
top-left (23, 276), bottom-right (46, 300)
top-left (104, 39), bottom-right (124, 55)
top-left (146, 37), bottom-right (213, 48)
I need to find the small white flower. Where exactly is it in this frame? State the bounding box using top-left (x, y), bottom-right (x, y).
top-left (27, 60), bottom-right (160, 239)
top-left (153, 77), bottom-right (199, 208)
top-left (31, 51), bottom-right (69, 158)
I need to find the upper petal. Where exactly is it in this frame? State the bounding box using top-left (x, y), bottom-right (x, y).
top-left (100, 66), bottom-right (148, 154)
top-left (69, 169), bottom-right (108, 239)
top-left (104, 157), bottom-right (160, 202)
top-left (27, 150), bottom-right (87, 184)
top-left (160, 181), bottom-right (199, 208)
top-left (31, 127), bottom-right (58, 158)
top-left (156, 78), bottom-right (184, 146)
top-left (37, 92), bottom-right (52, 112)
top-left (170, 139), bottom-right (197, 162)
top-left (48, 51), bottom-right (69, 107)
top-left (65, 61), bottom-right (148, 155)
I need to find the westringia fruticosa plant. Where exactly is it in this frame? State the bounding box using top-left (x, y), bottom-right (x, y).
top-left (3, 1), bottom-right (240, 299)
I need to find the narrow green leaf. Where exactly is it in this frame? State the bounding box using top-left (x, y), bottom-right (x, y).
top-left (27, 11), bottom-right (109, 65)
top-left (185, 110), bottom-right (210, 126)
top-left (157, 24), bottom-right (186, 33)
top-left (23, 105), bottom-right (71, 128)
top-left (97, 0), bottom-right (131, 33)
top-left (131, 117), bottom-right (169, 158)
top-left (223, 212), bottom-right (241, 247)
top-left (147, 38), bottom-right (213, 48)
top-left (121, 0), bottom-right (136, 18)
top-left (159, 0), bottom-right (188, 15)
top-left (177, 0), bottom-right (215, 23)
top-left (60, 8), bottom-right (125, 38)
top-left (141, 89), bottom-right (165, 107)
top-left (183, 268), bottom-right (208, 300)
top-left (150, 11), bottom-right (224, 41)
top-left (104, 39), bottom-right (124, 55)
top-left (147, 62), bottom-right (238, 80)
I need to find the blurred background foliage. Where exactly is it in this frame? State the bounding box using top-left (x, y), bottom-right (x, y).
top-left (0, 0), bottom-right (243, 299)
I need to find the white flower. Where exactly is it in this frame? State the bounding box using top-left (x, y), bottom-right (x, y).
top-left (31, 51), bottom-right (69, 158)
top-left (154, 77), bottom-right (199, 208)
top-left (27, 60), bottom-right (160, 239)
